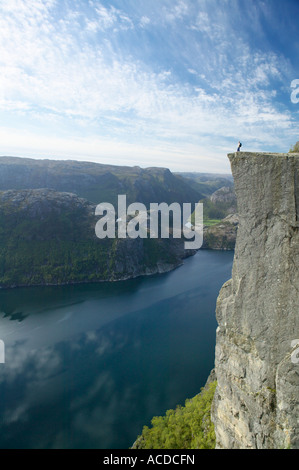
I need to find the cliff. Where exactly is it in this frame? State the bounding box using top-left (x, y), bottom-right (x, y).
top-left (199, 185), bottom-right (238, 251)
top-left (212, 152), bottom-right (299, 449)
top-left (0, 189), bottom-right (193, 288)
top-left (202, 214), bottom-right (239, 251)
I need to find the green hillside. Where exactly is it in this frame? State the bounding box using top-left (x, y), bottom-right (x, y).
top-left (132, 381), bottom-right (217, 449)
top-left (0, 189), bottom-right (192, 288)
top-left (0, 157), bottom-right (203, 207)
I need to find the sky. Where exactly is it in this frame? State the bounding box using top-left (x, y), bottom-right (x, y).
top-left (0, 0), bottom-right (298, 173)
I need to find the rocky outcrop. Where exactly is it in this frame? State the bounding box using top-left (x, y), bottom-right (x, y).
top-left (209, 186), bottom-right (237, 212)
top-left (199, 185), bottom-right (238, 250)
top-left (202, 214), bottom-right (239, 250)
top-left (0, 189), bottom-right (194, 288)
top-left (212, 152), bottom-right (299, 449)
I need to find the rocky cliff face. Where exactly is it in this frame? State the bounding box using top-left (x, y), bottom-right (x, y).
top-left (202, 214), bottom-right (239, 251)
top-left (209, 186), bottom-right (236, 210)
top-left (0, 189), bottom-right (193, 288)
top-left (212, 152), bottom-right (299, 449)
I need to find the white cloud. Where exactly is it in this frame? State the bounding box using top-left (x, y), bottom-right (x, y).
top-left (0, 0), bottom-right (297, 172)
top-left (163, 0), bottom-right (189, 23)
top-left (95, 4), bottom-right (117, 29)
top-left (87, 2), bottom-right (134, 32)
top-left (140, 15), bottom-right (150, 28)
top-left (192, 11), bottom-right (211, 34)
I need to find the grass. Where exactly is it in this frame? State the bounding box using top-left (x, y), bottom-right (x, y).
top-left (203, 219), bottom-right (222, 227)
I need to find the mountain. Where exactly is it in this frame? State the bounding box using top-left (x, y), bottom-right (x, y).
top-left (0, 157), bottom-right (203, 207)
top-left (202, 213), bottom-right (239, 250)
top-left (212, 152), bottom-right (299, 449)
top-left (0, 156), bottom-right (205, 287)
top-left (201, 186), bottom-right (238, 250)
top-left (132, 151), bottom-right (299, 450)
top-left (175, 171), bottom-right (233, 197)
top-left (0, 188), bottom-right (193, 288)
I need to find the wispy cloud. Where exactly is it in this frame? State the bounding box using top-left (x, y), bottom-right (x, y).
top-left (0, 0), bottom-right (298, 172)
top-left (86, 2), bottom-right (134, 32)
top-left (163, 0), bottom-right (189, 23)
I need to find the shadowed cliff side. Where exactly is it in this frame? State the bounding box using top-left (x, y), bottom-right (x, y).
top-left (212, 152), bottom-right (299, 449)
top-left (0, 189), bottom-right (194, 288)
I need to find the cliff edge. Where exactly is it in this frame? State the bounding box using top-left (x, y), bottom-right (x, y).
top-left (212, 152), bottom-right (299, 449)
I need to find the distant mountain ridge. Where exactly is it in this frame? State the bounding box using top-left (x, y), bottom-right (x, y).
top-left (175, 171), bottom-right (233, 198)
top-left (0, 156), bottom-right (235, 287)
top-left (0, 156), bottom-right (204, 207)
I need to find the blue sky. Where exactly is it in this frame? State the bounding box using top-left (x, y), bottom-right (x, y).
top-left (0, 0), bottom-right (298, 173)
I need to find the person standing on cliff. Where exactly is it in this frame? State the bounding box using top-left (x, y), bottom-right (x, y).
top-left (237, 141), bottom-right (242, 151)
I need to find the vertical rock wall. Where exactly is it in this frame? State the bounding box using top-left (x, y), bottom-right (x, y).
top-left (212, 152), bottom-right (299, 449)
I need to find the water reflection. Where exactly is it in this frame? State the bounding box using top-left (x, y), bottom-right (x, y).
top-left (0, 251), bottom-right (233, 448)
top-left (3, 312), bottom-right (28, 322)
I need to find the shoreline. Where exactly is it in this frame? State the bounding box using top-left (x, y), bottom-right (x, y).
top-left (0, 259), bottom-right (187, 290)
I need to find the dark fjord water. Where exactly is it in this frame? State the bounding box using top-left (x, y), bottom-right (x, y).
top-left (0, 250), bottom-right (233, 449)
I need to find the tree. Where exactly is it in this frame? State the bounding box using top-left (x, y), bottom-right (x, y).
top-left (132, 381), bottom-right (217, 449)
top-left (289, 141), bottom-right (299, 153)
